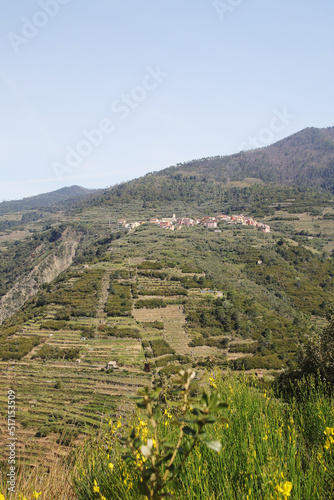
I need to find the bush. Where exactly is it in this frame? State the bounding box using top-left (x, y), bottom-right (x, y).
top-left (156, 354), bottom-right (191, 367)
top-left (189, 336), bottom-right (205, 347)
top-left (159, 363), bottom-right (182, 375)
top-left (205, 337), bottom-right (229, 349)
top-left (105, 283), bottom-right (132, 316)
top-left (135, 298), bottom-right (167, 309)
top-left (40, 320), bottom-right (68, 331)
top-left (33, 344), bottom-right (80, 361)
top-left (107, 327), bottom-right (142, 339)
top-left (229, 342), bottom-right (257, 354)
top-left (0, 336), bottom-right (40, 360)
top-left (150, 339), bottom-right (175, 357)
top-left (138, 261), bottom-right (163, 270)
top-left (233, 354), bottom-right (284, 370)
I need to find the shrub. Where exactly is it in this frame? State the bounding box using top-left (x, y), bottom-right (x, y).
top-left (105, 283), bottom-right (132, 316)
top-left (135, 298), bottom-right (167, 309)
top-left (107, 327), bottom-right (142, 339)
top-left (189, 336), bottom-right (205, 347)
top-left (233, 354), bottom-right (284, 370)
top-left (205, 337), bottom-right (229, 349)
top-left (156, 354), bottom-right (191, 367)
top-left (229, 342), bottom-right (257, 354)
top-left (40, 320), bottom-right (68, 331)
top-left (150, 339), bottom-right (175, 357)
top-left (33, 344), bottom-right (80, 361)
top-left (159, 363), bottom-right (182, 375)
top-left (0, 336), bottom-right (40, 360)
top-left (138, 261), bottom-right (163, 270)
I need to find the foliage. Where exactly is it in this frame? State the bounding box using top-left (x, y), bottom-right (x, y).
top-left (0, 336), bottom-right (40, 360)
top-left (155, 355), bottom-right (191, 368)
top-left (47, 269), bottom-right (104, 317)
top-left (276, 307), bottom-right (334, 392)
top-left (32, 344), bottom-right (80, 361)
top-left (105, 282), bottom-right (132, 317)
top-left (106, 327), bottom-right (142, 339)
top-left (233, 354), bottom-right (285, 370)
top-left (135, 299), bottom-right (167, 309)
top-left (72, 372), bottom-right (334, 499)
top-left (150, 339), bottom-right (175, 357)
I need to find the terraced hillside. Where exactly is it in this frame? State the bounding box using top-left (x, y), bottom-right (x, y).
top-left (1, 189), bottom-right (334, 467)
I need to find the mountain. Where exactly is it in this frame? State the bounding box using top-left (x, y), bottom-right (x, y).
top-left (0, 185), bottom-right (99, 215)
top-left (0, 125), bottom-right (334, 468)
top-left (72, 127), bottom-right (334, 218)
top-left (160, 126), bottom-right (334, 191)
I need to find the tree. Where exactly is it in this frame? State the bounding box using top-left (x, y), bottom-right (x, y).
top-left (277, 306), bottom-right (334, 393)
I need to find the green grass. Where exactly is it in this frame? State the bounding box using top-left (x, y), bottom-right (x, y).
top-left (72, 372), bottom-right (334, 500)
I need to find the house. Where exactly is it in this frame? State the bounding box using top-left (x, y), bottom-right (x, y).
top-left (106, 361), bottom-right (118, 370)
top-left (205, 221), bottom-right (218, 228)
top-left (159, 221), bottom-right (172, 228)
top-left (125, 221), bottom-right (140, 229)
top-left (262, 225), bottom-right (271, 233)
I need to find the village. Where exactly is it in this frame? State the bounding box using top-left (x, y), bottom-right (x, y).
top-left (118, 213), bottom-right (271, 233)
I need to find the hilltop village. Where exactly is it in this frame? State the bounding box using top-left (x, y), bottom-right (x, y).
top-left (118, 214), bottom-right (271, 233)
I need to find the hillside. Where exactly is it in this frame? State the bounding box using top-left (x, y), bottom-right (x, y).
top-left (76, 127), bottom-right (334, 215)
top-left (0, 185), bottom-right (98, 215)
top-left (0, 216), bottom-right (333, 465)
top-left (161, 126), bottom-right (334, 191)
top-left (0, 126), bottom-right (334, 470)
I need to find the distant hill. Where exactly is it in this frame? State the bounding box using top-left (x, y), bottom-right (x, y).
top-left (0, 185), bottom-right (99, 215)
top-left (2, 127), bottom-right (333, 217)
top-left (159, 126), bottom-right (334, 192)
top-left (78, 127), bottom-right (334, 214)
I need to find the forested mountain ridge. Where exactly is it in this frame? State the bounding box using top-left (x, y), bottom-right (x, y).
top-left (68, 126), bottom-right (334, 215)
top-left (0, 185), bottom-right (98, 215)
top-left (161, 126), bottom-right (334, 190)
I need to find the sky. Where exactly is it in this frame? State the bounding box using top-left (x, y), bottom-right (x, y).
top-left (0, 0), bottom-right (334, 201)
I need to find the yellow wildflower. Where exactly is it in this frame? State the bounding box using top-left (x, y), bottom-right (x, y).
top-left (93, 479), bottom-right (100, 493)
top-left (32, 493), bottom-right (42, 499)
top-left (275, 481), bottom-right (292, 499)
top-left (324, 439), bottom-right (331, 450)
top-left (209, 377), bottom-right (217, 389)
top-left (108, 462), bottom-right (114, 471)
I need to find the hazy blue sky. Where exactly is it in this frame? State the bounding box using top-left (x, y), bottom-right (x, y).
top-left (1, 0), bottom-right (333, 201)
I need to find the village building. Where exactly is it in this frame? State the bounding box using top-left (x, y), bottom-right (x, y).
top-left (105, 361), bottom-right (118, 370)
top-left (125, 221), bottom-right (140, 229)
top-left (205, 221), bottom-right (218, 228)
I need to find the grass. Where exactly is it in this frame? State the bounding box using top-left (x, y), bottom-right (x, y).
top-left (69, 372), bottom-right (334, 500)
